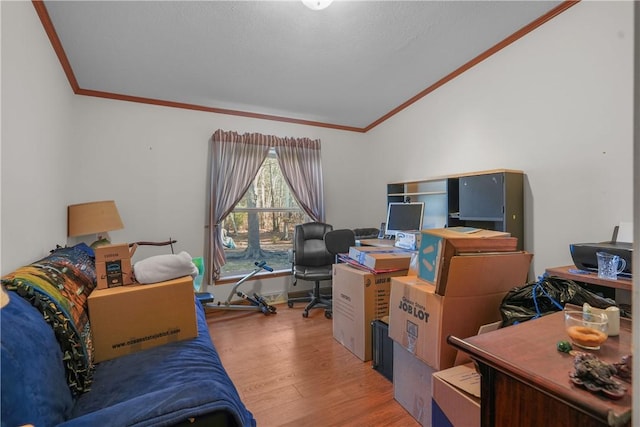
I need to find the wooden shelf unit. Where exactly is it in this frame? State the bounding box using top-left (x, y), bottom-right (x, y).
top-left (387, 169), bottom-right (524, 249)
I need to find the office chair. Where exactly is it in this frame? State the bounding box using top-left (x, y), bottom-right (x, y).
top-left (323, 229), bottom-right (356, 318)
top-left (324, 229), bottom-right (356, 263)
top-left (287, 222), bottom-right (334, 318)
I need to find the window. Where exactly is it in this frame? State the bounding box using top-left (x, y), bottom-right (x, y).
top-left (220, 149), bottom-right (309, 278)
top-left (207, 129), bottom-right (324, 284)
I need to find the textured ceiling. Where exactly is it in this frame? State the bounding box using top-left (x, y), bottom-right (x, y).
top-left (41, 1), bottom-right (567, 131)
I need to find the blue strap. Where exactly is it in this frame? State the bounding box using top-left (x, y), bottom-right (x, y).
top-left (531, 275), bottom-right (563, 320)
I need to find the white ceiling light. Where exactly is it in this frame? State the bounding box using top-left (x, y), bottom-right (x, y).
top-left (302, 0), bottom-right (334, 11)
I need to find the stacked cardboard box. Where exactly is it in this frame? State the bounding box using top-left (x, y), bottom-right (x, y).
top-left (389, 251), bottom-right (531, 370)
top-left (88, 276), bottom-right (197, 362)
top-left (388, 228), bottom-right (531, 425)
top-left (94, 243), bottom-right (137, 289)
top-left (393, 341), bottom-right (435, 427)
top-left (417, 227), bottom-right (516, 295)
top-left (347, 246), bottom-right (413, 271)
top-left (432, 363), bottom-right (481, 427)
top-left (332, 263), bottom-right (408, 361)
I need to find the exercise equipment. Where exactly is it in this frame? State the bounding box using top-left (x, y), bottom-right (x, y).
top-left (203, 261), bottom-right (277, 315)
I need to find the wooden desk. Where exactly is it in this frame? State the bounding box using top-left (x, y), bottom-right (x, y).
top-left (546, 265), bottom-right (632, 293)
top-left (448, 311), bottom-right (632, 427)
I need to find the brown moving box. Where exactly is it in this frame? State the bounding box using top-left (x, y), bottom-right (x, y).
top-left (393, 341), bottom-right (435, 427)
top-left (418, 227), bottom-right (515, 295)
top-left (432, 363), bottom-right (481, 427)
top-left (395, 325), bottom-right (487, 427)
top-left (94, 243), bottom-right (137, 289)
top-left (389, 251), bottom-right (532, 370)
top-left (348, 245), bottom-right (403, 261)
top-left (332, 263), bottom-right (409, 361)
top-left (88, 276), bottom-right (197, 362)
top-left (348, 246), bottom-right (413, 271)
top-left (362, 252), bottom-right (412, 270)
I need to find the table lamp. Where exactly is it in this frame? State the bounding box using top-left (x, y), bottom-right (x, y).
top-left (67, 200), bottom-right (124, 248)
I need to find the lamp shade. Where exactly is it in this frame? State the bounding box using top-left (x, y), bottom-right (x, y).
top-left (68, 200), bottom-right (124, 237)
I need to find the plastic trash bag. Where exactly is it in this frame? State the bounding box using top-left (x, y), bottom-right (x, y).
top-left (500, 274), bottom-right (619, 327)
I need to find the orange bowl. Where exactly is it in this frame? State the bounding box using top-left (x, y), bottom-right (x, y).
top-left (565, 310), bottom-right (608, 350)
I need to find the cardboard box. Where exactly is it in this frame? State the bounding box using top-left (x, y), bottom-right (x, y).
top-left (363, 252), bottom-right (412, 270)
top-left (389, 251), bottom-right (532, 370)
top-left (94, 243), bottom-right (137, 289)
top-left (432, 363), bottom-right (481, 427)
top-left (332, 263), bottom-right (408, 361)
top-left (348, 246), bottom-right (408, 264)
top-left (418, 227), bottom-right (516, 295)
top-left (95, 260), bottom-right (132, 288)
top-left (393, 341), bottom-right (435, 427)
top-left (88, 276), bottom-right (197, 362)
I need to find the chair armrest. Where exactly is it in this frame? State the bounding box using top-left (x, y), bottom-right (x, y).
top-left (288, 249), bottom-right (297, 286)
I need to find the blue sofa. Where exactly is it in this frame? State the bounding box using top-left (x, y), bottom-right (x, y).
top-left (1, 245), bottom-right (256, 427)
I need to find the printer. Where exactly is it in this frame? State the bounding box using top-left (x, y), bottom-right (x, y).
top-left (570, 224), bottom-right (633, 279)
top-left (570, 241), bottom-right (632, 278)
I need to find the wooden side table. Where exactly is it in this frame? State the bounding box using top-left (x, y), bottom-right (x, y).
top-left (448, 311), bottom-right (632, 427)
top-left (545, 265), bottom-right (632, 292)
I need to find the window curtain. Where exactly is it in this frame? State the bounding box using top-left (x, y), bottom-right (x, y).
top-left (274, 138), bottom-right (325, 223)
top-left (206, 130), bottom-right (325, 283)
top-left (207, 130), bottom-right (271, 283)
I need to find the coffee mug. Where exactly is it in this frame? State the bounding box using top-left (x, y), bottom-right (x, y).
top-left (596, 251), bottom-right (626, 280)
top-left (584, 303), bottom-right (620, 336)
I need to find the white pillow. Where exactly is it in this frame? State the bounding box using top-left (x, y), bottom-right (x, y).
top-left (133, 251), bottom-right (199, 284)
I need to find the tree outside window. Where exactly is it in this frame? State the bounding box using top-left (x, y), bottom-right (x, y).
top-left (220, 150), bottom-right (309, 278)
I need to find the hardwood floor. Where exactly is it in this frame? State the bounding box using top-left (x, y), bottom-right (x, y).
top-left (205, 304), bottom-right (420, 427)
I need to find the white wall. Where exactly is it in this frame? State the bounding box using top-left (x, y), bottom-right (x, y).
top-left (0, 2), bottom-right (371, 302)
top-left (67, 95), bottom-right (370, 262)
top-left (1, 1), bottom-right (76, 270)
top-left (65, 95), bottom-right (368, 298)
top-left (368, 1), bottom-right (634, 277)
top-left (1, 1), bottom-right (635, 294)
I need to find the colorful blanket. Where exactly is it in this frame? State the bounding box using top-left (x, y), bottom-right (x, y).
top-left (1, 243), bottom-right (97, 395)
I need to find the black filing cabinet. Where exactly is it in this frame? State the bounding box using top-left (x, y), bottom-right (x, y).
top-left (371, 319), bottom-right (393, 381)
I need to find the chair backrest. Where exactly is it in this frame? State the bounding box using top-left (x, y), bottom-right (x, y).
top-left (324, 229), bottom-right (356, 258)
top-left (293, 222), bottom-right (334, 267)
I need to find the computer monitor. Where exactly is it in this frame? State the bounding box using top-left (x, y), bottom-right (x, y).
top-left (384, 202), bottom-right (424, 238)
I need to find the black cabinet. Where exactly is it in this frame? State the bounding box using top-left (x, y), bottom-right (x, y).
top-left (459, 172), bottom-right (505, 220)
top-left (457, 171), bottom-right (523, 250)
